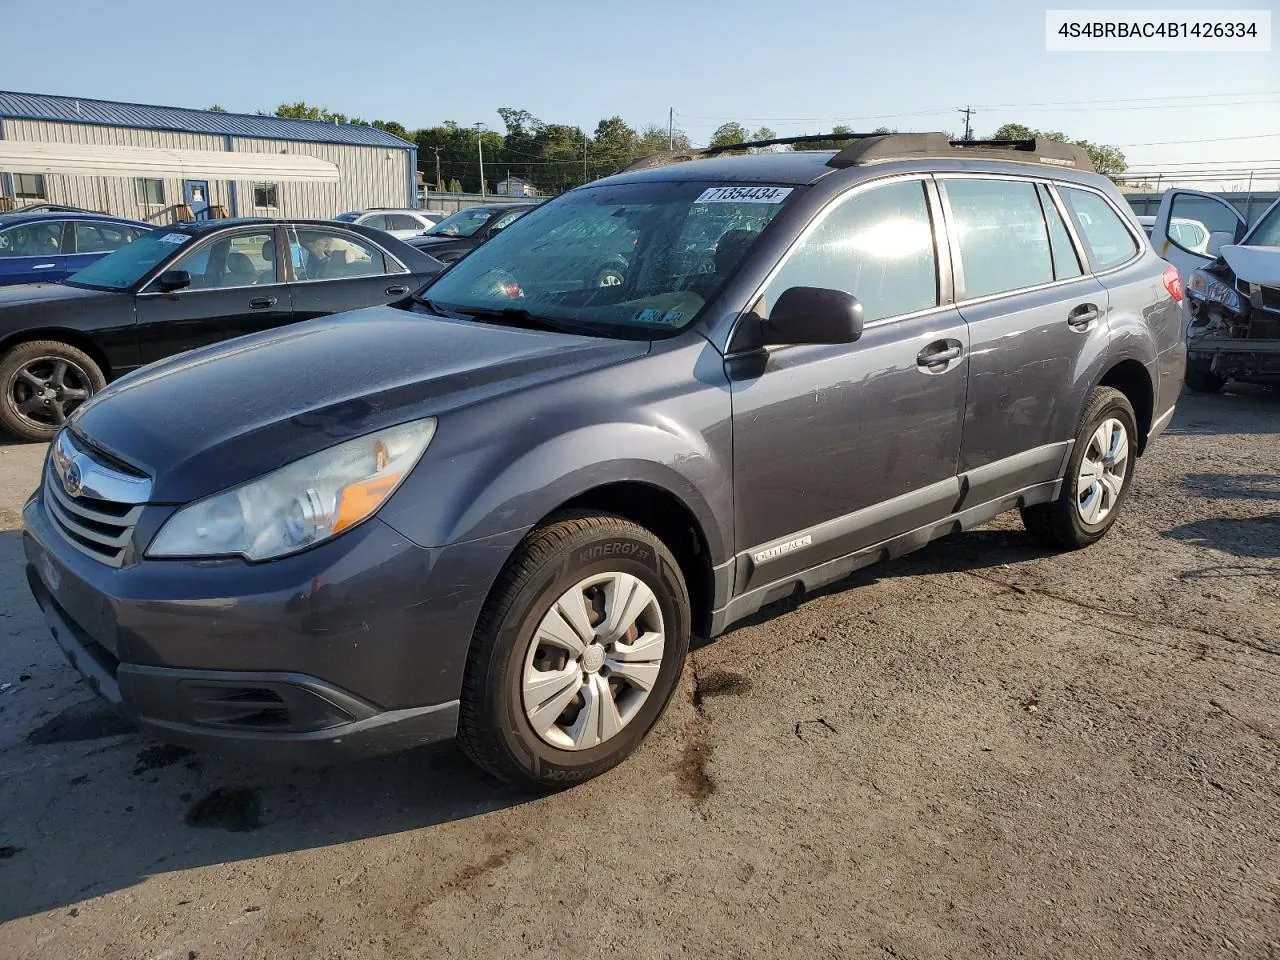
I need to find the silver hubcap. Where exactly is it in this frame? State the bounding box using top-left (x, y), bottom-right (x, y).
top-left (598, 272), bottom-right (622, 287)
top-left (521, 572), bottom-right (665, 751)
top-left (1076, 417), bottom-right (1129, 525)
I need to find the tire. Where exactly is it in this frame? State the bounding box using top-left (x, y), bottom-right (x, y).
top-left (1183, 359), bottom-right (1225, 394)
top-left (0, 340), bottom-right (106, 443)
top-left (1020, 386), bottom-right (1137, 551)
top-left (457, 512), bottom-right (691, 790)
top-left (595, 265), bottom-right (625, 288)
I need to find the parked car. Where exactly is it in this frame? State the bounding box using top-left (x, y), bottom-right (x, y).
top-left (0, 218), bottom-right (441, 440)
top-left (22, 134), bottom-right (1183, 790)
top-left (1136, 214), bottom-right (1210, 254)
top-left (333, 208), bottom-right (442, 239)
top-left (11, 203), bottom-right (104, 214)
top-left (406, 203), bottom-right (536, 264)
top-left (0, 211), bottom-right (152, 286)
top-left (1149, 189), bottom-right (1280, 393)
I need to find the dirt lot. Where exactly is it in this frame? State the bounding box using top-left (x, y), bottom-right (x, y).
top-left (0, 388), bottom-right (1276, 960)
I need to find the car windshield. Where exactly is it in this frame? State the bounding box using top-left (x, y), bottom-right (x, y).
top-left (333, 212), bottom-right (362, 222)
top-left (1245, 201), bottom-right (1280, 247)
top-left (63, 230), bottom-right (192, 290)
top-left (423, 208), bottom-right (497, 238)
top-left (419, 181), bottom-right (794, 337)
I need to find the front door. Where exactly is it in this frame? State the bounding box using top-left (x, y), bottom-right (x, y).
top-left (1150, 188), bottom-right (1248, 285)
top-left (184, 180), bottom-right (210, 221)
top-left (134, 226), bottom-right (292, 364)
top-left (729, 177), bottom-right (969, 593)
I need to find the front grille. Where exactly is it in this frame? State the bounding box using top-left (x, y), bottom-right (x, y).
top-left (43, 431), bottom-right (151, 568)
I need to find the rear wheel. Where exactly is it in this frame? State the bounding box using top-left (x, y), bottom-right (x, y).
top-left (1183, 358), bottom-right (1225, 394)
top-left (457, 513), bottom-right (690, 790)
top-left (1020, 386), bottom-right (1137, 550)
top-left (0, 340), bottom-right (105, 442)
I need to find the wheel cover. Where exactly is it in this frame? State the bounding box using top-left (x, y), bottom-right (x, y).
top-left (6, 357), bottom-right (92, 430)
top-left (1076, 417), bottom-right (1129, 525)
top-left (521, 571), bottom-right (665, 751)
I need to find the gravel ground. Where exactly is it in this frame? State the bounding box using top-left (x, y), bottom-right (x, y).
top-left (0, 388), bottom-right (1276, 960)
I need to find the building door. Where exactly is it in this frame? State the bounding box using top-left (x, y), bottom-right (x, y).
top-left (183, 180), bottom-right (210, 220)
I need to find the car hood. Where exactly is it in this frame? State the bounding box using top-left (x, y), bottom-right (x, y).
top-left (70, 306), bottom-right (649, 502)
top-left (1220, 245), bottom-right (1280, 286)
top-left (0, 282), bottom-right (119, 309)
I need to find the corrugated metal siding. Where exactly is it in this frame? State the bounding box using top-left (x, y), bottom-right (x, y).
top-left (231, 138), bottom-right (409, 219)
top-left (3, 120), bottom-right (229, 221)
top-left (0, 120), bottom-right (410, 221)
top-left (0, 91), bottom-right (413, 149)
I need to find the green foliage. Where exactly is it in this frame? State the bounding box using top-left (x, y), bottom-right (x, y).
top-left (371, 120), bottom-right (411, 141)
top-left (207, 104), bottom-right (228, 113)
top-left (447, 178), bottom-right (463, 193)
top-left (989, 123), bottom-right (1127, 177)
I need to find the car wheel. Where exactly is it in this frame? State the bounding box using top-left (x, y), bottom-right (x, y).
top-left (457, 512), bottom-right (691, 790)
top-left (1020, 386), bottom-right (1137, 550)
top-left (0, 340), bottom-right (105, 443)
top-left (595, 266), bottom-right (625, 288)
top-left (1183, 359), bottom-right (1225, 394)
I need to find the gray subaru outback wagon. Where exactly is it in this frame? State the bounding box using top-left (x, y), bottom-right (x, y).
top-left (24, 134), bottom-right (1186, 789)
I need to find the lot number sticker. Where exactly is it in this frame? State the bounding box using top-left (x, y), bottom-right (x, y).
top-left (158, 233), bottom-right (191, 244)
top-left (695, 186), bottom-right (793, 204)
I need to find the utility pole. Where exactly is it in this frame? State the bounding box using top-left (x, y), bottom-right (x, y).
top-left (583, 136), bottom-right (588, 183)
top-left (668, 107), bottom-right (674, 150)
top-left (957, 106), bottom-right (976, 141)
top-left (474, 122), bottom-right (486, 199)
top-left (432, 146), bottom-right (443, 193)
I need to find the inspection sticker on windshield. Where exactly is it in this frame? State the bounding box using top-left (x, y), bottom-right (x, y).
top-left (695, 186), bottom-right (792, 204)
top-left (157, 233), bottom-right (191, 244)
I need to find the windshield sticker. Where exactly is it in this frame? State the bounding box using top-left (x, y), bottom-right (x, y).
top-left (695, 186), bottom-right (793, 205)
top-left (632, 308), bottom-right (663, 324)
top-left (157, 233), bottom-right (191, 244)
top-left (660, 309), bottom-right (684, 325)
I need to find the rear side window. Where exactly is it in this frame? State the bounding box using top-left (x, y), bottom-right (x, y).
top-left (761, 179), bottom-right (938, 323)
top-left (1059, 188), bottom-right (1139, 271)
top-left (1038, 185), bottom-right (1082, 280)
top-left (945, 179), bottom-right (1053, 298)
top-left (387, 214), bottom-right (422, 231)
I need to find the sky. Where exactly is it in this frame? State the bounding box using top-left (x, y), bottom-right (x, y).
top-left (2, 0), bottom-right (1277, 189)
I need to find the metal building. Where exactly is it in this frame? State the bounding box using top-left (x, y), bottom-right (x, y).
top-left (0, 91), bottom-right (417, 222)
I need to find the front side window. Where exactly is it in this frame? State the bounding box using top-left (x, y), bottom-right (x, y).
top-left (172, 231), bottom-right (277, 289)
top-left (423, 207), bottom-right (496, 238)
top-left (290, 228), bottom-right (388, 280)
top-left (0, 221), bottom-right (63, 258)
top-left (422, 180), bottom-right (794, 337)
top-left (489, 210), bottom-right (526, 233)
top-left (15, 173), bottom-right (47, 200)
top-left (252, 183), bottom-right (279, 208)
top-left (134, 178), bottom-right (165, 206)
top-left (387, 214), bottom-right (423, 231)
top-left (75, 222), bottom-right (138, 254)
top-left (1060, 187), bottom-right (1140, 270)
top-left (945, 178), bottom-right (1054, 298)
top-left (759, 179), bottom-right (938, 322)
top-left (361, 214), bottom-right (389, 230)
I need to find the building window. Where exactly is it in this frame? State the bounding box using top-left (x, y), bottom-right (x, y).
top-left (14, 173), bottom-right (46, 200)
top-left (134, 178), bottom-right (165, 206)
top-left (252, 183), bottom-right (279, 208)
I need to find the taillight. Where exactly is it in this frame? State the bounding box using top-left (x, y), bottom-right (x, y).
top-left (1163, 264), bottom-right (1183, 303)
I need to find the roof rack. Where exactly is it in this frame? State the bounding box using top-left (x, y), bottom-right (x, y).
top-left (621, 131), bottom-right (1095, 174)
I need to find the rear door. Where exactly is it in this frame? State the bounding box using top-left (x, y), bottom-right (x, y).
top-left (940, 175), bottom-right (1110, 496)
top-left (0, 219), bottom-right (68, 285)
top-left (134, 226), bottom-right (293, 363)
top-left (1150, 189), bottom-right (1247, 285)
top-left (285, 225), bottom-right (415, 320)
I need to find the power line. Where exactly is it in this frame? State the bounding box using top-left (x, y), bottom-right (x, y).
top-left (1116, 133), bottom-right (1280, 147)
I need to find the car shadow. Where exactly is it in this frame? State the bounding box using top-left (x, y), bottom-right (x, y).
top-left (1168, 383), bottom-right (1280, 437)
top-left (1163, 513), bottom-right (1280, 560)
top-left (1182, 473), bottom-right (1280, 502)
top-left (0, 536), bottom-right (531, 922)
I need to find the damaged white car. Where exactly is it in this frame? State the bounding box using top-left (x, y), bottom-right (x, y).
top-left (1151, 190), bottom-right (1280, 393)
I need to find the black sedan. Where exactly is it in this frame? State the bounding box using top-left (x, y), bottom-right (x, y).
top-left (406, 203), bottom-right (536, 264)
top-left (0, 218), bottom-right (442, 441)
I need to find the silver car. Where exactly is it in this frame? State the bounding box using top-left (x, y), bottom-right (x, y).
top-left (333, 208), bottom-right (442, 239)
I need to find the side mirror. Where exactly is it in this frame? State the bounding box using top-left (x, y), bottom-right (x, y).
top-left (761, 286), bottom-right (864, 346)
top-left (156, 269), bottom-right (191, 292)
top-left (1206, 231), bottom-right (1234, 258)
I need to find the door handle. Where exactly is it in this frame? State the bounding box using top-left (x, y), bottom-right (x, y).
top-left (1068, 303), bottom-right (1100, 330)
top-left (917, 342), bottom-right (963, 368)
top-left (384, 285), bottom-right (410, 296)
top-left (32, 263), bottom-right (57, 270)
top-left (248, 296), bottom-right (277, 309)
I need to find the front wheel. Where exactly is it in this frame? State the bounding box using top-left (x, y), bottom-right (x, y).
top-left (1020, 386), bottom-right (1137, 550)
top-left (457, 513), bottom-right (690, 790)
top-left (0, 340), bottom-right (106, 442)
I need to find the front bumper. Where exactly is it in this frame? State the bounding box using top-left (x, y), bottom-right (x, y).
top-left (23, 489), bottom-right (521, 764)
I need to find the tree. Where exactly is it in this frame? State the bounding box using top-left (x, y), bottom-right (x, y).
top-left (273, 101), bottom-right (352, 125)
top-left (447, 178), bottom-right (462, 193)
top-left (989, 123), bottom-right (1127, 177)
top-left (710, 122), bottom-right (750, 147)
top-left (371, 119), bottom-right (411, 141)
top-left (207, 104), bottom-right (228, 113)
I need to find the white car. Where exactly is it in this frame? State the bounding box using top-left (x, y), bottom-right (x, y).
top-left (1137, 214), bottom-right (1210, 254)
top-left (333, 209), bottom-right (443, 239)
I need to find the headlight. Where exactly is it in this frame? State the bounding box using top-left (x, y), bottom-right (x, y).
top-left (1186, 270), bottom-right (1242, 313)
top-left (148, 418), bottom-right (436, 560)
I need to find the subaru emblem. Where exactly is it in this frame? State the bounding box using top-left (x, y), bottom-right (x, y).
top-left (63, 460), bottom-right (84, 498)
